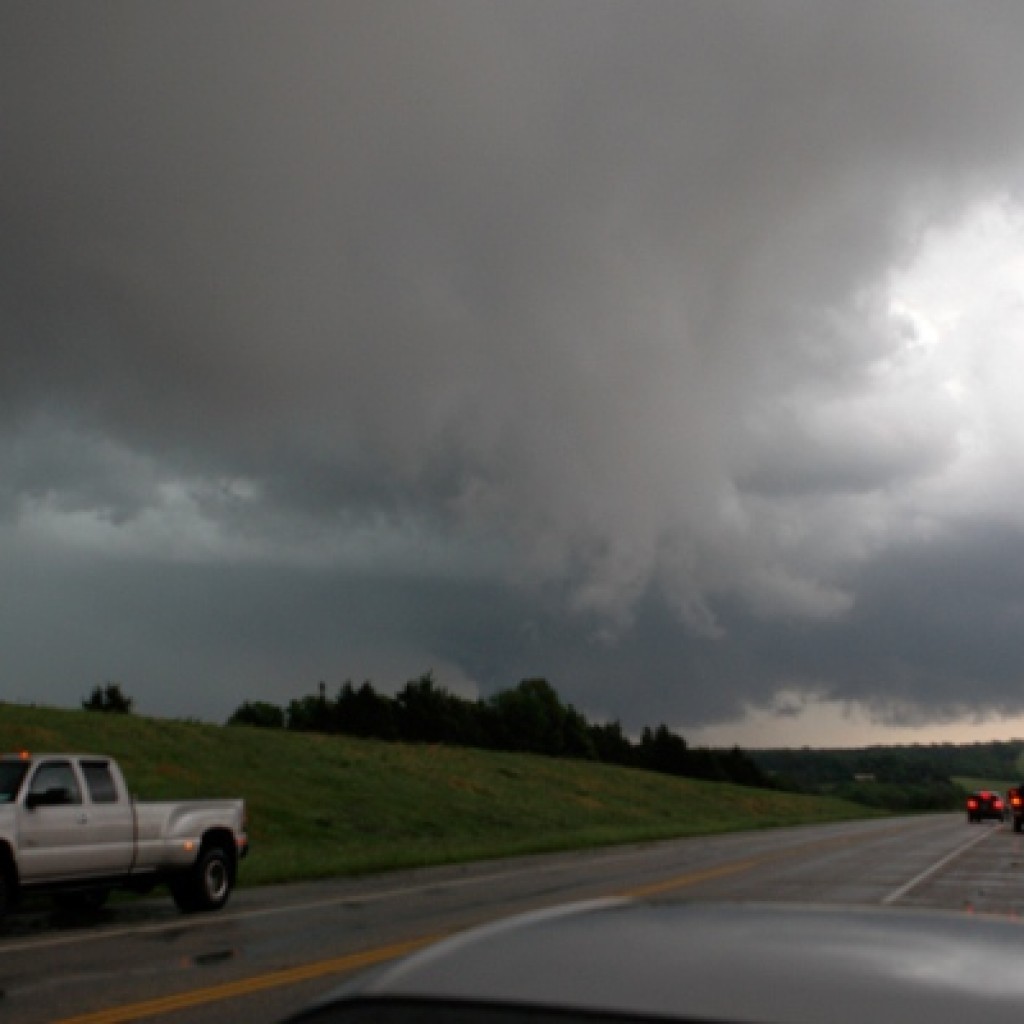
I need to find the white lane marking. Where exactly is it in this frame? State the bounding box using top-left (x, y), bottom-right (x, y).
top-left (881, 824), bottom-right (998, 905)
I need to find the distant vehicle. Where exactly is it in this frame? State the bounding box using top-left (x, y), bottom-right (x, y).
top-left (285, 900), bottom-right (1024, 1023)
top-left (0, 752), bottom-right (248, 918)
top-left (966, 790), bottom-right (1006, 823)
top-left (1006, 787), bottom-right (1024, 832)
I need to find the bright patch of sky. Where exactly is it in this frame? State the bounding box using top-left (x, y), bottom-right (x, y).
top-left (689, 694), bottom-right (1024, 750)
top-left (884, 197), bottom-right (1024, 524)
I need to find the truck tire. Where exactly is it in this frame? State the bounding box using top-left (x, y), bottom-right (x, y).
top-left (171, 842), bottom-right (233, 913)
top-left (0, 862), bottom-right (14, 920)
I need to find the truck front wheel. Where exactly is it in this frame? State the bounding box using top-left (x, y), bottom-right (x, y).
top-left (0, 862), bottom-right (14, 920)
top-left (171, 843), bottom-right (233, 913)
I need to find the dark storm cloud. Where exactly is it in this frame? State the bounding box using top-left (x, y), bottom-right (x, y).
top-left (5, 1), bottom-right (1024, 735)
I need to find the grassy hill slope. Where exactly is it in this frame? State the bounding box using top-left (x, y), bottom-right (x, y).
top-left (0, 704), bottom-right (882, 886)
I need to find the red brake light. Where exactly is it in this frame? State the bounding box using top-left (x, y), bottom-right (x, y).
top-left (967, 799), bottom-right (978, 808)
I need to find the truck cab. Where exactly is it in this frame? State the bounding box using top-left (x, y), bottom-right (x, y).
top-left (2, 755), bottom-right (136, 883)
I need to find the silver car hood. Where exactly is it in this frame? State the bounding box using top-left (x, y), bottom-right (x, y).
top-left (294, 900), bottom-right (1024, 1023)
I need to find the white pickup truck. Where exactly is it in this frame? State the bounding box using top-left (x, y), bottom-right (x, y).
top-left (0, 752), bottom-right (248, 918)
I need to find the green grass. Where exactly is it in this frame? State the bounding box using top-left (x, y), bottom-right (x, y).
top-left (954, 777), bottom-right (1017, 794)
top-left (0, 703), bottom-right (883, 887)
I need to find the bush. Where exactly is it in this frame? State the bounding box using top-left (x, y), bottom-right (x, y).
top-left (82, 683), bottom-right (134, 714)
top-left (226, 700), bottom-right (285, 729)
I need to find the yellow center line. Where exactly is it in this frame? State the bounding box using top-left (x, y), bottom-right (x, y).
top-left (51, 935), bottom-right (441, 1024)
top-left (620, 857), bottom-right (763, 899)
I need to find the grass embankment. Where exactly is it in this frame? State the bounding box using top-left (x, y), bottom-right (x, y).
top-left (0, 704), bottom-right (881, 887)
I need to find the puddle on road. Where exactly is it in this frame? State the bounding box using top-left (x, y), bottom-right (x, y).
top-left (193, 948), bottom-right (236, 967)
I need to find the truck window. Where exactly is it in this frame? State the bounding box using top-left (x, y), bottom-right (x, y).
top-left (29, 760), bottom-right (82, 805)
top-left (0, 762), bottom-right (28, 803)
top-left (81, 760), bottom-right (118, 803)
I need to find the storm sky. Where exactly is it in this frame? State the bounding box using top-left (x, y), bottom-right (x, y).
top-left (5, 1), bottom-right (1024, 745)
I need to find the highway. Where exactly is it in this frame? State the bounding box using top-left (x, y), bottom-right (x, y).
top-left (1, 814), bottom-right (1020, 1022)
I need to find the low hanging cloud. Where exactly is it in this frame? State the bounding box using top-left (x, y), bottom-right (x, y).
top-left (5, 2), bottom-right (1024, 735)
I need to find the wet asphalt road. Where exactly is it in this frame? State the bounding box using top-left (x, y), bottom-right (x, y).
top-left (2, 813), bottom-right (1020, 1023)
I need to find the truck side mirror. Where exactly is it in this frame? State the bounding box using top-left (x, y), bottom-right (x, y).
top-left (25, 787), bottom-right (70, 809)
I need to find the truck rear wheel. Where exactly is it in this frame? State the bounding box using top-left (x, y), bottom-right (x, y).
top-left (171, 842), bottom-right (233, 913)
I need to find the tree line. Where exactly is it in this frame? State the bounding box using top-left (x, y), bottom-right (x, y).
top-left (752, 740), bottom-right (1024, 790)
top-left (749, 741), bottom-right (1024, 811)
top-left (226, 673), bottom-right (772, 789)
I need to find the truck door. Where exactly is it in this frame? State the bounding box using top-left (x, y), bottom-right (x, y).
top-left (17, 759), bottom-right (88, 882)
top-left (78, 758), bottom-right (134, 874)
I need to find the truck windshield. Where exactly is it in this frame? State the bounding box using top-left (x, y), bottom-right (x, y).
top-left (0, 762), bottom-right (28, 803)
